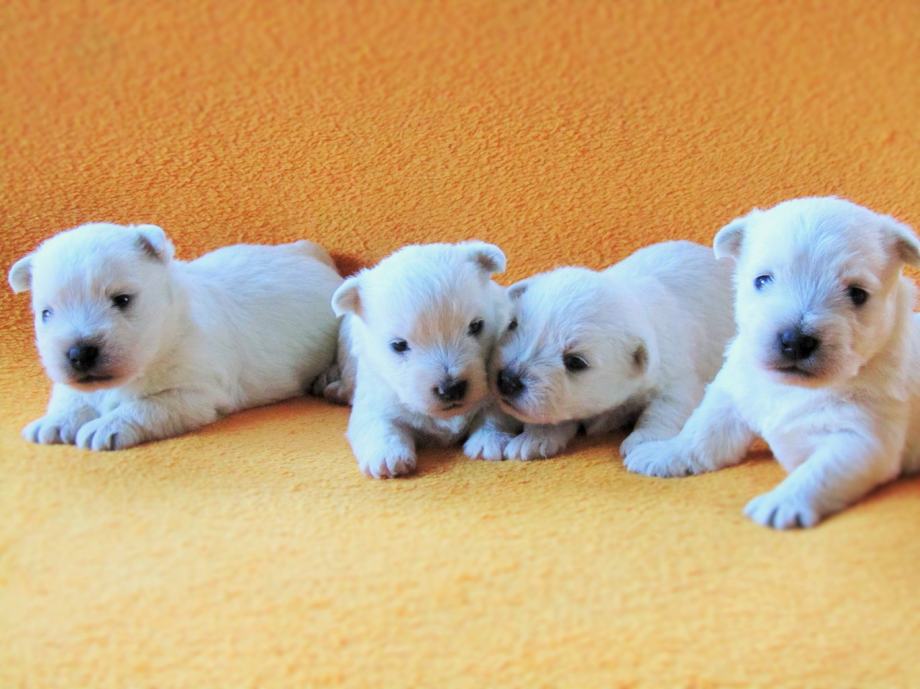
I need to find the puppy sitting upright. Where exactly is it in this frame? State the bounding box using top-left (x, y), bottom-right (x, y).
top-left (331, 241), bottom-right (511, 478)
top-left (489, 241), bottom-right (735, 460)
top-left (10, 223), bottom-right (342, 450)
top-left (625, 197), bottom-right (920, 528)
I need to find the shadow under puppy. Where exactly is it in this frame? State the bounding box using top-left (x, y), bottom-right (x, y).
top-left (625, 197), bottom-right (920, 529)
top-left (485, 241), bottom-right (735, 460)
top-left (330, 241), bottom-right (515, 478)
top-left (9, 222), bottom-right (342, 450)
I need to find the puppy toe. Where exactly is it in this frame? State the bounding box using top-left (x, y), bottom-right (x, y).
top-left (744, 490), bottom-right (820, 530)
top-left (25, 418), bottom-right (61, 445)
top-left (464, 429), bottom-right (511, 461)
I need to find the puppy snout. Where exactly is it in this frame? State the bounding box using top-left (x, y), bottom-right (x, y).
top-left (67, 343), bottom-right (100, 372)
top-left (777, 327), bottom-right (820, 361)
top-left (497, 369), bottom-right (525, 398)
top-left (434, 377), bottom-right (467, 403)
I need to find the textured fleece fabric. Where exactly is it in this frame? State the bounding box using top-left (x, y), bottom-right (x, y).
top-left (1, 1), bottom-right (919, 687)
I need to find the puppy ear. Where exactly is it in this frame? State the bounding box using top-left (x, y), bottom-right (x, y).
top-left (8, 253), bottom-right (34, 293)
top-left (507, 279), bottom-right (530, 300)
top-left (332, 276), bottom-right (362, 318)
top-left (713, 213), bottom-right (752, 260)
top-left (464, 242), bottom-right (506, 275)
top-left (134, 224), bottom-right (174, 262)
top-left (880, 215), bottom-right (920, 268)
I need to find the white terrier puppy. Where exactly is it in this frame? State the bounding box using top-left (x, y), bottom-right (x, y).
top-left (9, 222), bottom-right (342, 451)
top-left (331, 241), bottom-right (514, 478)
top-left (487, 241), bottom-right (735, 460)
top-left (625, 197), bottom-right (920, 528)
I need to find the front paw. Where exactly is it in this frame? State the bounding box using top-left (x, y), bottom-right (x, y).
top-left (23, 408), bottom-right (99, 446)
top-left (623, 438), bottom-right (700, 477)
top-left (464, 426), bottom-right (514, 461)
top-left (356, 441), bottom-right (417, 479)
top-left (74, 415), bottom-right (143, 452)
top-left (503, 428), bottom-right (569, 461)
top-left (744, 488), bottom-right (821, 529)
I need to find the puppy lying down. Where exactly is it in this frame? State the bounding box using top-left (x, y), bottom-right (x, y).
top-left (329, 241), bottom-right (513, 478)
top-left (9, 223), bottom-right (342, 450)
top-left (626, 197), bottom-right (920, 528)
top-left (485, 241), bottom-right (735, 460)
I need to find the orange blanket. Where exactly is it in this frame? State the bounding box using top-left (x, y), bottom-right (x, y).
top-left (2, 1), bottom-right (918, 687)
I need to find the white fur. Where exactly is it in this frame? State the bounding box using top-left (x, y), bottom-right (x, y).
top-left (625, 197), bottom-right (920, 529)
top-left (11, 223), bottom-right (342, 450)
top-left (488, 241), bottom-right (736, 460)
top-left (330, 241), bottom-right (515, 478)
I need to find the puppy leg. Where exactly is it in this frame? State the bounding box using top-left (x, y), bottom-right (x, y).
top-left (347, 400), bottom-right (416, 478)
top-left (464, 404), bottom-right (522, 461)
top-left (504, 421), bottom-right (580, 461)
top-left (23, 384), bottom-right (99, 445)
top-left (619, 381), bottom-right (701, 457)
top-left (312, 316), bottom-right (356, 405)
top-left (74, 390), bottom-right (219, 451)
top-left (624, 374), bottom-right (753, 477)
top-left (744, 432), bottom-right (901, 529)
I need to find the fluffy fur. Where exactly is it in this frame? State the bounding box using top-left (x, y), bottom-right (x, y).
top-left (625, 197), bottom-right (920, 528)
top-left (486, 241), bottom-right (735, 460)
top-left (330, 241), bottom-right (514, 478)
top-left (9, 222), bottom-right (342, 450)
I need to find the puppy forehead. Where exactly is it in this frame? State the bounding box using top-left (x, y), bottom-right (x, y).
top-left (363, 255), bottom-right (489, 332)
top-left (31, 225), bottom-right (153, 297)
top-left (746, 203), bottom-right (889, 279)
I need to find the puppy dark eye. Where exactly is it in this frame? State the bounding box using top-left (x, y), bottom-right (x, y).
top-left (112, 294), bottom-right (133, 310)
top-left (508, 318), bottom-right (518, 331)
top-left (468, 318), bottom-right (484, 336)
top-left (848, 286), bottom-right (869, 306)
top-left (563, 354), bottom-right (588, 372)
top-left (754, 275), bottom-right (773, 290)
top-left (41, 308), bottom-right (53, 322)
top-left (390, 339), bottom-right (409, 353)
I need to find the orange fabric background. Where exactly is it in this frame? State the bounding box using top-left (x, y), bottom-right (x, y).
top-left (1, 1), bottom-right (919, 687)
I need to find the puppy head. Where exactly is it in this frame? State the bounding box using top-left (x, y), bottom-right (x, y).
top-left (715, 196), bottom-right (919, 386)
top-left (332, 241), bottom-right (507, 419)
top-left (9, 223), bottom-right (177, 390)
top-left (490, 267), bottom-right (654, 424)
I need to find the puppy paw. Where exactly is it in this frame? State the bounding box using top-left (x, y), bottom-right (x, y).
top-left (618, 430), bottom-right (655, 458)
top-left (22, 408), bottom-right (99, 446)
top-left (464, 426), bottom-right (514, 461)
top-left (357, 442), bottom-right (417, 479)
top-left (74, 415), bottom-right (143, 452)
top-left (744, 488), bottom-right (821, 529)
top-left (503, 428), bottom-right (569, 461)
top-left (623, 439), bottom-right (700, 477)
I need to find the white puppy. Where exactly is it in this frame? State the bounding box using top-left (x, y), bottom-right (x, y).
top-left (331, 241), bottom-right (514, 478)
top-left (625, 197), bottom-right (920, 528)
top-left (488, 241), bottom-right (735, 460)
top-left (9, 222), bottom-right (342, 451)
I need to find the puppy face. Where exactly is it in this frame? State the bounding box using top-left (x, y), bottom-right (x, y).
top-left (491, 268), bottom-right (650, 424)
top-left (333, 242), bottom-right (507, 419)
top-left (8, 223), bottom-right (176, 390)
top-left (715, 197), bottom-right (920, 387)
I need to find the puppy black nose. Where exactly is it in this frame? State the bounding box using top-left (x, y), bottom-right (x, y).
top-left (497, 369), bottom-right (524, 397)
top-left (67, 344), bottom-right (99, 372)
top-left (435, 378), bottom-right (467, 403)
top-left (778, 328), bottom-right (819, 361)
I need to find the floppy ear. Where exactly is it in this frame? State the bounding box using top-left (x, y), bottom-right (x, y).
top-left (134, 224), bottom-right (174, 262)
top-left (880, 215), bottom-right (920, 268)
top-left (507, 278), bottom-right (530, 300)
top-left (713, 212), bottom-right (753, 260)
top-left (8, 253), bottom-right (34, 293)
top-left (332, 276), bottom-right (362, 318)
top-left (464, 241), bottom-right (506, 275)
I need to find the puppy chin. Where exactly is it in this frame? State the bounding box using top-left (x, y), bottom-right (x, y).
top-left (49, 366), bottom-right (132, 391)
top-left (762, 357), bottom-right (845, 389)
top-left (496, 398), bottom-right (562, 425)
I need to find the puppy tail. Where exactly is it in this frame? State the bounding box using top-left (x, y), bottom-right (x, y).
top-left (290, 240), bottom-right (337, 271)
